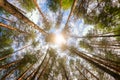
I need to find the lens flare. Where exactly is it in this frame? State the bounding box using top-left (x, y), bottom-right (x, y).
top-left (54, 34), bottom-right (66, 46)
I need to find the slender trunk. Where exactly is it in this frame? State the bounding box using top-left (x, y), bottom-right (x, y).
top-left (30, 52), bottom-right (48, 80)
top-left (17, 56), bottom-right (42, 80)
top-left (0, 54), bottom-right (11, 61)
top-left (14, 44), bottom-right (31, 53)
top-left (55, 10), bottom-right (63, 28)
top-left (63, 0), bottom-right (77, 30)
top-left (26, 69), bottom-right (37, 80)
top-left (61, 64), bottom-right (69, 80)
top-left (38, 57), bottom-right (51, 79)
top-left (71, 34), bottom-right (120, 38)
top-left (91, 44), bottom-right (120, 48)
top-left (33, 0), bottom-right (48, 23)
top-left (1, 66), bottom-right (18, 80)
top-left (55, 0), bottom-right (62, 28)
top-left (79, 64), bottom-right (99, 80)
top-left (17, 64), bottom-right (34, 80)
top-left (0, 0), bottom-right (47, 35)
top-left (0, 59), bottom-right (22, 70)
top-left (0, 44), bottom-right (31, 61)
top-left (69, 48), bottom-right (120, 80)
top-left (0, 16), bottom-right (15, 23)
top-left (60, 0), bottom-right (62, 9)
top-left (47, 57), bottom-right (56, 79)
top-left (75, 66), bottom-right (88, 80)
top-left (0, 22), bottom-right (28, 34)
top-left (94, 30), bottom-right (120, 37)
top-left (93, 55), bottom-right (120, 67)
top-left (33, 0), bottom-right (50, 30)
top-left (92, 46), bottom-right (120, 49)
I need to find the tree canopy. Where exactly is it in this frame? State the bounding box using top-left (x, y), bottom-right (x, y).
top-left (0, 0), bottom-right (120, 80)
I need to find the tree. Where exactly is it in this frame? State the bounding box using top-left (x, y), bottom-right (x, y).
top-left (18, 0), bottom-right (35, 12)
top-left (27, 50), bottom-right (48, 80)
top-left (62, 0), bottom-right (78, 36)
top-left (0, 0), bottom-right (120, 80)
top-left (0, 40), bottom-right (39, 61)
top-left (75, 66), bottom-right (88, 80)
top-left (69, 47), bottom-right (120, 80)
top-left (0, 0), bottom-right (47, 35)
top-left (0, 22), bottom-right (28, 34)
top-left (33, 0), bottom-right (51, 30)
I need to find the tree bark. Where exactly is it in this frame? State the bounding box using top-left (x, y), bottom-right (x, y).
top-left (0, 22), bottom-right (28, 34)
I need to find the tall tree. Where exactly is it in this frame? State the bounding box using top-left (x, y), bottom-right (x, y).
top-left (0, 0), bottom-right (47, 35)
top-left (69, 47), bottom-right (120, 80)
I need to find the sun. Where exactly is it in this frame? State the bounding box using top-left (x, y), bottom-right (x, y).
top-left (54, 33), bottom-right (66, 46)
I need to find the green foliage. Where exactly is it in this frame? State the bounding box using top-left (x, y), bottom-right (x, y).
top-left (48, 48), bottom-right (56, 57)
top-left (62, 0), bottom-right (74, 10)
top-left (47, 0), bottom-right (60, 12)
top-left (47, 0), bottom-right (74, 12)
top-left (18, 0), bottom-right (35, 12)
top-left (23, 53), bottom-right (37, 64)
top-left (113, 25), bottom-right (120, 40)
top-left (0, 8), bottom-right (10, 16)
top-left (0, 28), bottom-right (13, 55)
top-left (24, 30), bottom-right (37, 42)
top-left (0, 37), bottom-right (12, 48)
top-left (0, 48), bottom-right (13, 57)
top-left (105, 50), bottom-right (120, 66)
top-left (79, 40), bottom-right (93, 52)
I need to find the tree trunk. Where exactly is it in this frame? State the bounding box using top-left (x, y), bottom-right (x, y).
top-left (55, 10), bottom-right (63, 28)
top-left (61, 64), bottom-right (69, 80)
top-left (79, 64), bottom-right (99, 80)
top-left (26, 69), bottom-right (37, 80)
top-left (63, 0), bottom-right (77, 33)
top-left (0, 16), bottom-right (15, 23)
top-left (0, 59), bottom-right (22, 70)
top-left (33, 0), bottom-right (48, 23)
top-left (38, 57), bottom-right (51, 79)
top-left (47, 57), bottom-right (56, 79)
top-left (30, 52), bottom-right (48, 80)
top-left (1, 66), bottom-right (18, 80)
top-left (71, 34), bottom-right (120, 38)
top-left (69, 48), bottom-right (120, 80)
top-left (0, 22), bottom-right (28, 34)
top-left (0, 44), bottom-right (31, 61)
top-left (0, 0), bottom-right (47, 35)
top-left (33, 0), bottom-right (50, 30)
top-left (17, 64), bottom-right (34, 80)
top-left (92, 54), bottom-right (120, 68)
top-left (75, 66), bottom-right (88, 80)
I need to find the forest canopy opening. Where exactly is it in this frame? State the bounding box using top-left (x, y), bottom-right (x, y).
top-left (54, 33), bottom-right (66, 46)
